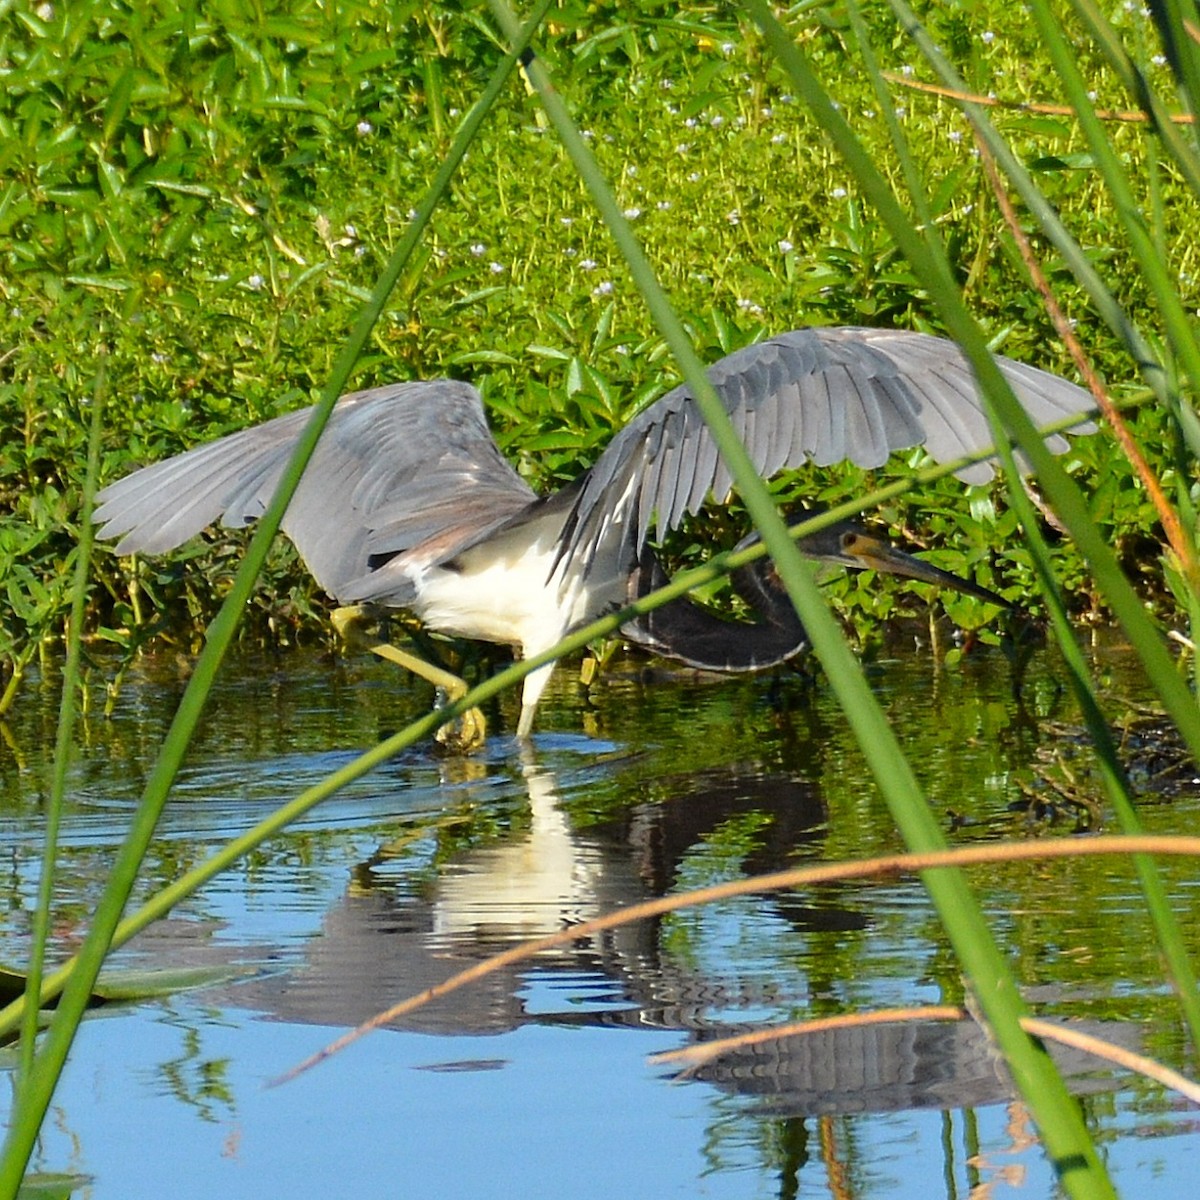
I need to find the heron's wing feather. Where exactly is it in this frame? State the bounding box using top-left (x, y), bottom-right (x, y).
top-left (559, 326), bottom-right (1095, 571)
top-left (94, 380), bottom-right (536, 603)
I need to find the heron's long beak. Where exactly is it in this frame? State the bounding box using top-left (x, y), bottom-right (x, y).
top-left (837, 530), bottom-right (1010, 608)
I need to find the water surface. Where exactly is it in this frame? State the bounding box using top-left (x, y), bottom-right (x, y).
top-left (0, 631), bottom-right (1196, 1198)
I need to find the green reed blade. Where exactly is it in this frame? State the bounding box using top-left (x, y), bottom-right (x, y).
top-left (745, 3), bottom-right (1117, 1193)
top-left (0, 5), bottom-right (554, 1190)
top-left (18, 365), bottom-right (106, 1082)
top-left (489, 0), bottom-right (1116, 1193)
top-left (850, 0), bottom-right (1200, 1064)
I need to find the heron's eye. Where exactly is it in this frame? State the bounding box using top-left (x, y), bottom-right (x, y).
top-left (841, 532), bottom-right (858, 553)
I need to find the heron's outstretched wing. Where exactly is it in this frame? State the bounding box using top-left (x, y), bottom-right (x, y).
top-left (94, 380), bottom-right (537, 604)
top-left (557, 326), bottom-right (1096, 571)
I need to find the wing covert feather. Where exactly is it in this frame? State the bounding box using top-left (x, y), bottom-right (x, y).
top-left (95, 380), bottom-right (536, 602)
top-left (557, 326), bottom-right (1095, 569)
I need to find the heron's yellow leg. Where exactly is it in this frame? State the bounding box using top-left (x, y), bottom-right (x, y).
top-left (331, 605), bottom-right (487, 752)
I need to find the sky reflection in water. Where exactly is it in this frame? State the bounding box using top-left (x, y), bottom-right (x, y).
top-left (1, 636), bottom-right (1197, 1198)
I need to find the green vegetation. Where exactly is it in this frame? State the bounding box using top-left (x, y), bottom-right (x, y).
top-left (3, 1), bottom-right (1200, 1196)
top-left (0, 0), bottom-right (1185, 698)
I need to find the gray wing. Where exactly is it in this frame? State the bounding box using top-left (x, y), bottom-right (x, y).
top-left (93, 380), bottom-right (538, 605)
top-left (557, 326), bottom-right (1096, 570)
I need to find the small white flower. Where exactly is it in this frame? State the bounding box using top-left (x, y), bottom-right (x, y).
top-left (982, 30), bottom-right (995, 44)
top-left (831, 187), bottom-right (847, 199)
top-left (726, 209), bottom-right (740, 225)
top-left (762, 106), bottom-right (774, 119)
top-left (344, 224), bottom-right (358, 239)
top-left (581, 129), bottom-right (595, 140)
top-left (901, 64), bottom-right (914, 77)
top-left (489, 261), bottom-right (505, 274)
top-left (721, 41), bottom-right (734, 55)
top-left (661, 78), bottom-right (674, 90)
top-left (626, 165), bottom-right (638, 177)
top-left (247, 273), bottom-right (265, 290)
top-left (675, 142), bottom-right (691, 154)
top-left (949, 129), bottom-right (962, 143)
top-left (710, 114), bottom-right (725, 128)
top-left (356, 120), bottom-right (373, 136)
top-left (580, 258), bottom-right (598, 271)
top-left (656, 200), bottom-right (672, 211)
top-left (592, 280), bottom-right (614, 296)
top-left (470, 242), bottom-right (487, 257)
top-left (623, 206), bottom-right (642, 220)
top-left (688, 171), bottom-right (701, 182)
top-left (771, 132), bottom-right (787, 145)
top-left (560, 216), bottom-right (574, 226)
top-left (684, 117), bottom-right (698, 129)
top-left (778, 239), bottom-right (794, 253)
top-left (151, 351), bottom-right (168, 364)
top-left (35, 2), bottom-right (54, 19)
top-left (1152, 54), bottom-right (1167, 67)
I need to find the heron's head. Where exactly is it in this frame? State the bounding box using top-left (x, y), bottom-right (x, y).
top-left (794, 516), bottom-right (1010, 608)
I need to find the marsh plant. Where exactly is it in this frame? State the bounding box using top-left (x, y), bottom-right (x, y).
top-left (2, 2), bottom-right (1200, 1197)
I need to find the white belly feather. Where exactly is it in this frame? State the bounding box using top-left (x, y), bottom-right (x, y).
top-left (403, 503), bottom-right (633, 725)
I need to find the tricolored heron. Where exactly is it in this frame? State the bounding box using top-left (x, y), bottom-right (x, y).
top-left (94, 326), bottom-right (1094, 746)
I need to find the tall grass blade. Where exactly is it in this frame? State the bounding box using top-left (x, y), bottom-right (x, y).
top-left (854, 0), bottom-right (1200, 1060)
top-left (1026, 0), bottom-right (1200, 498)
top-left (885, 0), bottom-right (1200, 766)
top-left (1146, 0), bottom-right (1200, 115)
top-left (888, 0), bottom-right (1200, 1046)
top-left (0, 5), bottom-right (554, 1189)
top-left (1069, 1), bottom-right (1200, 195)
top-left (494, 1), bottom-right (1113, 1194)
top-left (745, 3), bottom-right (1120, 1193)
top-left (17, 367), bottom-right (106, 1081)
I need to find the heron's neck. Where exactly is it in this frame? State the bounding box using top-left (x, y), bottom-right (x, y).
top-left (621, 548), bottom-right (808, 672)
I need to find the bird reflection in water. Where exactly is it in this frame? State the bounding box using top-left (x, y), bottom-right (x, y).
top-left (183, 755), bottom-right (1130, 1120)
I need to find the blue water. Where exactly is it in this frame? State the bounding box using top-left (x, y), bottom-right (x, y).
top-left (1, 640), bottom-right (1197, 1198)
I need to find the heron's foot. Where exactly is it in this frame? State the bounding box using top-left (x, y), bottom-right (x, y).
top-left (433, 703), bottom-right (488, 755)
top-left (331, 604), bottom-right (387, 649)
top-left (331, 605), bottom-right (488, 753)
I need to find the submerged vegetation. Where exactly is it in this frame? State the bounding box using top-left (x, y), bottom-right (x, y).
top-left (3, 1), bottom-right (1200, 1196)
